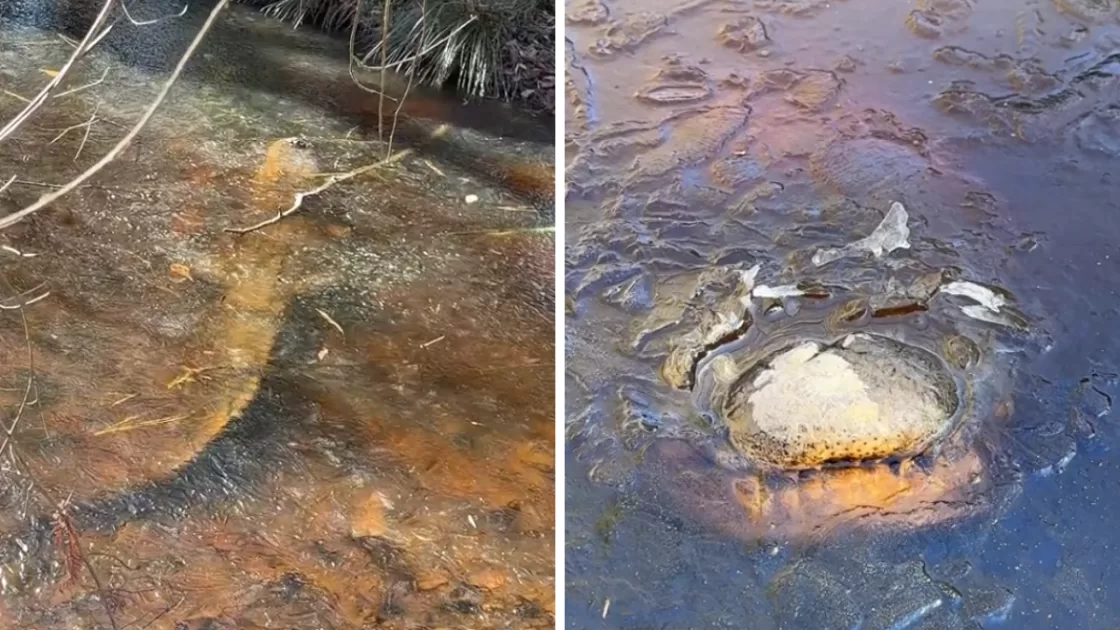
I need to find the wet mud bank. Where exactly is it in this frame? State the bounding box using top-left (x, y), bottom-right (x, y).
top-left (566, 0), bottom-right (1120, 626)
top-left (0, 10), bottom-right (553, 629)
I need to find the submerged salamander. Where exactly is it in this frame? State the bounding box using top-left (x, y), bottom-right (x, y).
top-left (0, 5), bottom-right (554, 590)
top-left (0, 138), bottom-right (335, 587)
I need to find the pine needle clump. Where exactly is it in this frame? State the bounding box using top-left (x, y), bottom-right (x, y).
top-left (255, 0), bottom-right (555, 114)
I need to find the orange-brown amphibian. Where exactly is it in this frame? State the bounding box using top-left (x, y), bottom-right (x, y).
top-left (644, 274), bottom-right (1017, 542)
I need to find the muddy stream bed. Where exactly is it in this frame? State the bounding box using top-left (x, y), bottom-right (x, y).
top-left (566, 0), bottom-right (1120, 627)
top-left (0, 7), bottom-right (554, 629)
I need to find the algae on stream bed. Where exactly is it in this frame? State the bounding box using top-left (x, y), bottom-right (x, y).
top-left (0, 9), bottom-right (553, 629)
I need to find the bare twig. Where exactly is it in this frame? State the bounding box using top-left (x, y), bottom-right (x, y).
top-left (58, 20), bottom-right (118, 52)
top-left (0, 0), bottom-right (117, 145)
top-left (226, 149), bottom-right (411, 233)
top-left (49, 104), bottom-right (101, 161)
top-left (387, 0), bottom-right (423, 156)
top-left (0, 304), bottom-right (36, 461)
top-left (0, 0), bottom-right (233, 232)
top-left (56, 33), bottom-right (81, 48)
top-left (474, 359), bottom-right (550, 373)
top-left (0, 174), bottom-right (15, 194)
top-left (224, 124), bottom-right (451, 234)
top-left (379, 0), bottom-right (391, 141)
top-left (1, 245), bottom-right (41, 258)
top-left (8, 178), bottom-right (121, 191)
top-left (54, 507), bottom-right (83, 585)
top-left (1, 443), bottom-right (118, 630)
top-left (2, 90), bottom-right (31, 104)
top-left (49, 120), bottom-right (92, 144)
top-left (315, 308), bottom-right (345, 336)
top-left (0, 278), bottom-right (45, 470)
top-left (119, 0), bottom-right (188, 26)
top-left (109, 393), bottom-right (138, 407)
top-left (347, 0), bottom-right (398, 102)
top-left (0, 284), bottom-right (50, 310)
top-left (75, 107), bottom-right (98, 161)
top-left (93, 413), bottom-right (190, 436)
top-left (444, 226), bottom-right (556, 237)
top-left (53, 66), bottom-right (111, 99)
top-left (136, 595), bottom-right (184, 629)
top-left (166, 364), bottom-right (229, 389)
top-left (53, 507), bottom-right (121, 630)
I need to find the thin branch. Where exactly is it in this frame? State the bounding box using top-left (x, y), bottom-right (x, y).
top-left (74, 107), bottom-right (98, 161)
top-left (48, 104), bottom-right (101, 161)
top-left (379, 0), bottom-right (391, 141)
top-left (0, 0), bottom-right (117, 145)
top-left (315, 308), bottom-right (345, 336)
top-left (2, 90), bottom-right (31, 104)
top-left (0, 304), bottom-right (36, 461)
top-left (49, 119), bottom-right (93, 144)
top-left (346, 0), bottom-right (399, 103)
top-left (443, 226), bottom-right (556, 237)
top-left (119, 0), bottom-right (188, 26)
top-left (53, 66), bottom-right (111, 100)
top-left (7, 178), bottom-right (121, 191)
top-left (0, 293), bottom-right (110, 630)
top-left (56, 33), bottom-right (81, 48)
top-left (225, 146), bottom-right (417, 234)
top-left (53, 508), bottom-right (121, 630)
top-left (93, 412), bottom-right (190, 437)
top-left (1, 245), bottom-right (41, 258)
top-left (58, 20), bottom-right (118, 52)
top-left (0, 0), bottom-right (233, 232)
top-left (387, 0), bottom-right (423, 156)
top-left (135, 595), bottom-right (184, 630)
top-left (225, 123), bottom-right (448, 234)
top-left (0, 284), bottom-right (50, 310)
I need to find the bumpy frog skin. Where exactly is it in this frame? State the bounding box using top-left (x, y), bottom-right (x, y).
top-left (640, 200), bottom-right (1031, 541)
top-left (565, 96), bottom-right (1059, 543)
top-left (717, 334), bottom-right (960, 470)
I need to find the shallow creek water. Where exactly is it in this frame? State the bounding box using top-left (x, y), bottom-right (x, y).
top-left (565, 0), bottom-right (1120, 627)
top-left (0, 7), bottom-right (554, 628)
